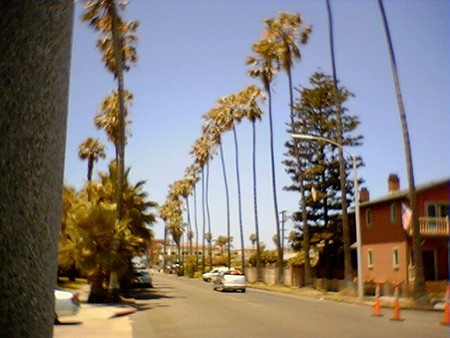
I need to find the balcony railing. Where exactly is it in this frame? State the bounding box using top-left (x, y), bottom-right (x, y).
top-left (412, 217), bottom-right (450, 236)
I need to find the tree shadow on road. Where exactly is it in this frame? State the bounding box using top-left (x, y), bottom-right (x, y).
top-left (128, 284), bottom-right (175, 301)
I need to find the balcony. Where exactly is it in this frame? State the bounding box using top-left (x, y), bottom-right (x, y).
top-left (410, 217), bottom-right (450, 236)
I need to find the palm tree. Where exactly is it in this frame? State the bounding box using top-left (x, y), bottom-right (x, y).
top-left (205, 164), bottom-right (213, 270)
top-left (204, 232), bottom-right (213, 269)
top-left (62, 163), bottom-right (156, 303)
top-left (215, 92), bottom-right (248, 273)
top-left (377, 0), bottom-right (426, 304)
top-left (82, 0), bottom-right (138, 221)
top-left (238, 84), bottom-right (265, 278)
top-left (190, 134), bottom-right (215, 272)
top-left (215, 235), bottom-right (233, 256)
top-left (266, 12), bottom-right (312, 286)
top-left (0, 3), bottom-right (73, 335)
top-left (187, 230), bottom-right (195, 255)
top-left (94, 89), bottom-right (133, 160)
top-left (325, 0), bottom-right (353, 288)
top-left (93, 161), bottom-right (157, 296)
top-left (249, 233), bottom-right (257, 251)
top-left (78, 137), bottom-right (106, 181)
top-left (247, 28), bottom-right (281, 283)
top-left (202, 106), bottom-right (233, 268)
top-left (185, 163), bottom-right (201, 269)
top-left (159, 201), bottom-right (172, 272)
top-left (162, 189), bottom-right (185, 267)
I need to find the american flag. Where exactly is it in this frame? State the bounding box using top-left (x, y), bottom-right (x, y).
top-left (401, 202), bottom-right (412, 230)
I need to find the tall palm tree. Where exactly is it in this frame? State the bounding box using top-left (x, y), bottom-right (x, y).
top-left (159, 201), bottom-right (172, 272)
top-left (216, 92), bottom-right (248, 272)
top-left (202, 106), bottom-right (233, 268)
top-left (185, 163), bottom-right (201, 268)
top-left (78, 137), bottom-right (106, 181)
top-left (205, 164), bottom-right (213, 270)
top-left (265, 12), bottom-right (312, 285)
top-left (171, 178), bottom-right (194, 269)
top-left (163, 188), bottom-right (185, 266)
top-left (247, 31), bottom-right (282, 283)
top-left (82, 0), bottom-right (138, 221)
top-left (190, 135), bottom-right (214, 272)
top-left (325, 0), bottom-right (353, 288)
top-left (239, 84), bottom-right (265, 278)
top-left (377, 0), bottom-right (425, 304)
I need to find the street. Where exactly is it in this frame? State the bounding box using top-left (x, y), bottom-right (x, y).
top-left (131, 273), bottom-right (448, 338)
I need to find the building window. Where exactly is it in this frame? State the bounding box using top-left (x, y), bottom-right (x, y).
top-left (368, 249), bottom-right (374, 270)
top-left (390, 203), bottom-right (398, 223)
top-left (366, 209), bottom-right (372, 227)
top-left (393, 248), bottom-right (400, 270)
top-left (426, 202), bottom-right (450, 218)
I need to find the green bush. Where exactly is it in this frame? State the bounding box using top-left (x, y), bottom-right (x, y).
top-left (183, 255), bottom-right (197, 278)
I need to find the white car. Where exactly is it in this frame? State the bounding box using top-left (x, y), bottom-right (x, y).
top-left (54, 289), bottom-right (80, 323)
top-left (202, 266), bottom-right (235, 282)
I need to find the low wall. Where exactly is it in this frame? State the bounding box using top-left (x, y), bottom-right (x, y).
top-left (246, 266), bottom-right (442, 297)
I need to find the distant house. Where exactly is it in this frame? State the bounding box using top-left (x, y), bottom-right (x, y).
top-left (359, 174), bottom-right (449, 293)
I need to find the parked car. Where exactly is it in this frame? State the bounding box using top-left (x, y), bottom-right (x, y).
top-left (213, 271), bottom-right (246, 292)
top-left (202, 266), bottom-right (235, 282)
top-left (131, 269), bottom-right (153, 288)
top-left (54, 289), bottom-right (80, 323)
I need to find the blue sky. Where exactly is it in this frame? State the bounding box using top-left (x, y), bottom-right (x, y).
top-left (66, 0), bottom-right (449, 249)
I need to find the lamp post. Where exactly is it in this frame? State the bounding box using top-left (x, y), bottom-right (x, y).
top-left (291, 133), bottom-right (363, 300)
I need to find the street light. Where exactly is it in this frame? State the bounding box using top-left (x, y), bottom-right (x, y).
top-left (291, 133), bottom-right (363, 300)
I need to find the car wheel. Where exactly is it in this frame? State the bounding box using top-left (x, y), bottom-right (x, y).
top-left (242, 289), bottom-right (246, 293)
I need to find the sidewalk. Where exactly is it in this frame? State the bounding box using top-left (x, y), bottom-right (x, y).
top-left (53, 284), bottom-right (136, 338)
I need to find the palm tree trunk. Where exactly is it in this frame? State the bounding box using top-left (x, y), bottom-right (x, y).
top-left (326, 0), bottom-right (353, 287)
top-left (233, 127), bottom-right (246, 272)
top-left (110, 0), bottom-right (126, 221)
top-left (287, 66), bottom-right (313, 287)
top-left (163, 225), bottom-right (168, 273)
top-left (88, 268), bottom-right (108, 303)
top-left (201, 167), bottom-right (206, 273)
top-left (377, 0), bottom-right (426, 304)
top-left (193, 182), bottom-right (199, 269)
top-left (219, 142), bottom-right (232, 268)
top-left (267, 88), bottom-right (282, 283)
top-left (251, 121), bottom-right (263, 281)
top-left (87, 156), bottom-right (94, 181)
top-left (206, 163), bottom-right (213, 270)
top-left (0, 2), bottom-right (73, 336)
top-left (185, 197), bottom-right (193, 255)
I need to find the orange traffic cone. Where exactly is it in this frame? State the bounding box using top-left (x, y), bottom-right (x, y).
top-left (441, 285), bottom-right (450, 325)
top-left (390, 286), bottom-right (403, 321)
top-left (373, 283), bottom-right (382, 317)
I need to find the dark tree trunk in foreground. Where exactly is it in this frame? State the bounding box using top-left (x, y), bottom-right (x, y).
top-left (0, 2), bottom-right (73, 336)
top-left (326, 0), bottom-right (353, 287)
top-left (377, 0), bottom-right (426, 304)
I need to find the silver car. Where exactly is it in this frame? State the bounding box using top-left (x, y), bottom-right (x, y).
top-left (213, 272), bottom-right (246, 293)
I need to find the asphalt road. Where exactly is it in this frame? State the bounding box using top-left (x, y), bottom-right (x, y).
top-left (130, 273), bottom-right (448, 338)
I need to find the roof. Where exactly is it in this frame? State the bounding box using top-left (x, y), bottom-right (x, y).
top-left (360, 177), bottom-right (450, 207)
